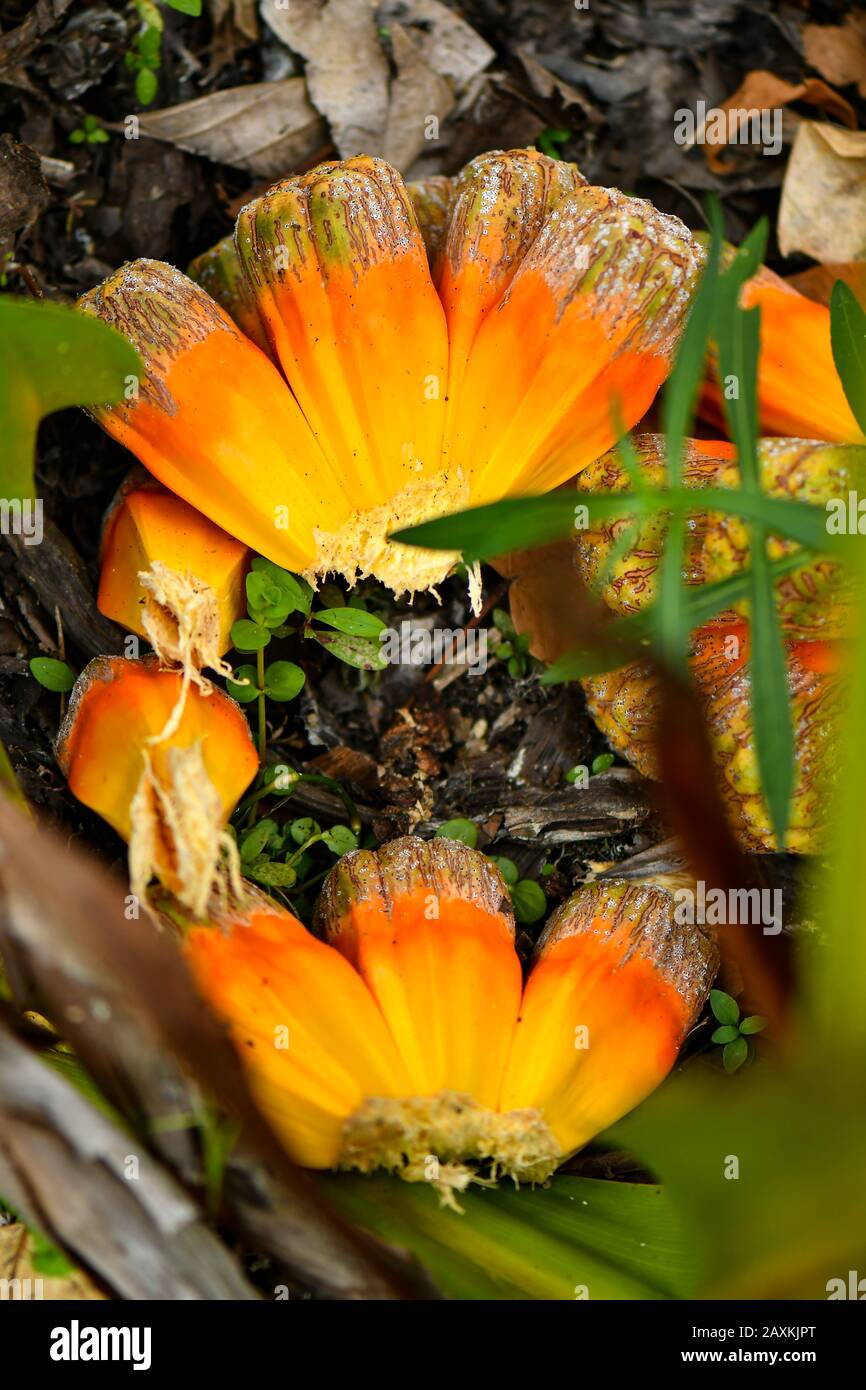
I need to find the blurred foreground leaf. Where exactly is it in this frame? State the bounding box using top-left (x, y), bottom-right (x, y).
top-left (322, 1173), bottom-right (694, 1300)
top-left (0, 297), bottom-right (140, 502)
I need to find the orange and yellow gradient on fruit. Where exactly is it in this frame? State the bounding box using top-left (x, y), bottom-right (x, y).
top-left (98, 472), bottom-right (250, 670)
top-left (57, 656), bottom-right (258, 913)
top-left (184, 837), bottom-right (717, 1194)
top-left (79, 151), bottom-right (705, 601)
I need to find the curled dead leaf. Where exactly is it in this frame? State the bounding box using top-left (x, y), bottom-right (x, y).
top-left (703, 69), bottom-right (857, 174)
top-left (137, 79), bottom-right (327, 178)
top-left (778, 122), bottom-right (866, 262)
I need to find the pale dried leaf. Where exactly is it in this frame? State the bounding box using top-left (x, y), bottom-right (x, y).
top-left (138, 79), bottom-right (327, 178)
top-left (379, 0), bottom-right (494, 89)
top-left (804, 14), bottom-right (866, 100)
top-left (384, 24), bottom-right (454, 171)
top-left (262, 0), bottom-right (390, 157)
top-left (778, 121), bottom-right (866, 262)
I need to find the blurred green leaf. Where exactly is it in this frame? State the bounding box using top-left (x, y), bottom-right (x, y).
top-left (739, 1015), bottom-right (767, 1036)
top-left (542, 549), bottom-right (813, 685)
top-left (135, 65), bottom-right (158, 105)
top-left (29, 1229), bottom-right (74, 1278)
top-left (830, 280), bottom-right (866, 437)
top-left (613, 1058), bottom-right (866, 1297)
top-left (722, 1036), bottom-right (749, 1073)
top-left (392, 487), bottom-right (826, 562)
top-left (246, 859), bottom-right (297, 889)
top-left (654, 198), bottom-right (722, 664)
top-left (322, 1173), bottom-right (695, 1300)
top-left (0, 298), bottom-right (140, 501)
top-left (490, 855), bottom-right (519, 885)
top-left (714, 218), bottom-right (792, 846)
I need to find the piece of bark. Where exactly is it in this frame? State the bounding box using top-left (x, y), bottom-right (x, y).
top-left (421, 767), bottom-right (653, 847)
top-left (0, 135), bottom-right (50, 255)
top-left (0, 1024), bottom-right (258, 1300)
top-left (2, 520), bottom-right (126, 659)
top-left (0, 0), bottom-right (75, 74)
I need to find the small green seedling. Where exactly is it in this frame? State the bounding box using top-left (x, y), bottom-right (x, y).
top-left (492, 608), bottom-right (535, 678)
top-left (709, 988), bottom-right (767, 1073)
top-left (69, 115), bottom-right (109, 146)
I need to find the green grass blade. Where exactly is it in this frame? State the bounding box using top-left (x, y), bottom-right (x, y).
top-left (713, 220), bottom-right (793, 845)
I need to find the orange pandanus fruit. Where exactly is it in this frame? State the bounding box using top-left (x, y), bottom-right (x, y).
top-left (78, 151), bottom-right (704, 602)
top-left (57, 656), bottom-right (258, 913)
top-left (700, 260), bottom-right (864, 445)
top-left (527, 435), bottom-right (862, 852)
top-left (184, 836), bottom-right (717, 1198)
top-left (98, 471), bottom-right (249, 677)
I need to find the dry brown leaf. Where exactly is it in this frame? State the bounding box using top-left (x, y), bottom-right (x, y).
top-left (209, 0), bottom-right (259, 43)
top-left (516, 47), bottom-right (601, 122)
top-left (704, 69), bottom-right (857, 174)
top-left (494, 541), bottom-right (585, 665)
top-left (0, 1222), bottom-right (107, 1301)
top-left (379, 0), bottom-right (494, 90)
top-left (778, 121), bottom-right (866, 262)
top-left (804, 13), bottom-right (866, 99)
top-left (262, 0), bottom-right (390, 158)
top-left (786, 260), bottom-right (866, 308)
top-left (384, 24), bottom-right (454, 171)
top-left (138, 79), bottom-right (327, 178)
